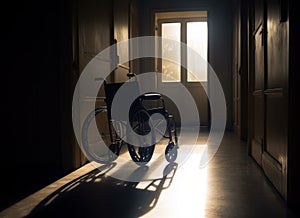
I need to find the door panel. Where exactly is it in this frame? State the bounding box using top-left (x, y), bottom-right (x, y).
top-left (266, 0), bottom-right (288, 89)
top-left (129, 2), bottom-right (140, 74)
top-left (265, 94), bottom-right (285, 161)
top-left (78, 0), bottom-right (113, 73)
top-left (251, 24), bottom-right (264, 166)
top-left (263, 92), bottom-right (285, 194)
top-left (262, 0), bottom-right (288, 199)
top-left (254, 26), bottom-right (264, 90)
top-left (114, 0), bottom-right (130, 82)
top-left (254, 0), bottom-right (264, 30)
top-left (252, 94), bottom-right (264, 165)
top-left (77, 0), bottom-right (113, 166)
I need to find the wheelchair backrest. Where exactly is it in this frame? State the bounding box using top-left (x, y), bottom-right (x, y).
top-left (104, 81), bottom-right (140, 120)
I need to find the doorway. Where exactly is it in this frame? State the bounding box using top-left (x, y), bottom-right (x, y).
top-left (155, 11), bottom-right (209, 127)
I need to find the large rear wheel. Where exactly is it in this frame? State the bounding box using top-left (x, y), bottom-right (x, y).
top-left (127, 108), bottom-right (155, 165)
top-left (82, 108), bottom-right (121, 163)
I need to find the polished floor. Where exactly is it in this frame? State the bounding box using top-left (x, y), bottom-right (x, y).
top-left (0, 132), bottom-right (297, 218)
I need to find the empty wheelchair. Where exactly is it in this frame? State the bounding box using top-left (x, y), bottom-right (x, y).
top-left (82, 73), bottom-right (178, 165)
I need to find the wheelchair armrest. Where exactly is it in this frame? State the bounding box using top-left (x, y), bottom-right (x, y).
top-left (140, 92), bottom-right (162, 101)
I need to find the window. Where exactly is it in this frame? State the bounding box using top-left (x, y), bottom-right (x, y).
top-left (157, 11), bottom-right (208, 83)
top-left (187, 21), bottom-right (208, 82)
top-left (161, 22), bottom-right (181, 82)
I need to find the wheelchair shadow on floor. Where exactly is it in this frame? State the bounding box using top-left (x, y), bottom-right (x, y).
top-left (26, 162), bottom-right (178, 218)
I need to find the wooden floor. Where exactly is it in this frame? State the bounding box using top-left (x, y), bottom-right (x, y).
top-left (0, 131), bottom-right (297, 218)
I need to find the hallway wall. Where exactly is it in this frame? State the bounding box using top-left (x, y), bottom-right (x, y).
top-left (287, 0), bottom-right (300, 212)
top-left (1, 0), bottom-right (74, 210)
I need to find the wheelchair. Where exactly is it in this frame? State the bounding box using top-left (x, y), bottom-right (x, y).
top-left (82, 73), bottom-right (178, 165)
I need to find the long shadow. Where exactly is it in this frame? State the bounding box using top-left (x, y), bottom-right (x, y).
top-left (26, 162), bottom-right (178, 218)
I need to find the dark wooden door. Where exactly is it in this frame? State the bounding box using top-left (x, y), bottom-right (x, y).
top-left (249, 0), bottom-right (288, 199)
top-left (77, 0), bottom-right (114, 166)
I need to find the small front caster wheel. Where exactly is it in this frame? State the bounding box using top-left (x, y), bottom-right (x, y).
top-left (165, 142), bottom-right (177, 162)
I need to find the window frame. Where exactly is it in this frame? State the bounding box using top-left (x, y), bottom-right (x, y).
top-left (157, 16), bottom-right (208, 87)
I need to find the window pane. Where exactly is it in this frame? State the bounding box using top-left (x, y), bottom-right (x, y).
top-left (162, 23), bottom-right (181, 82)
top-left (187, 21), bottom-right (208, 82)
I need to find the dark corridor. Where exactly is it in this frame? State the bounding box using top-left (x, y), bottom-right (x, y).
top-left (1, 0), bottom-right (300, 217)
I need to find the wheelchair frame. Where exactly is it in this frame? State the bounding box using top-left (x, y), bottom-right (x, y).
top-left (82, 75), bottom-right (178, 165)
